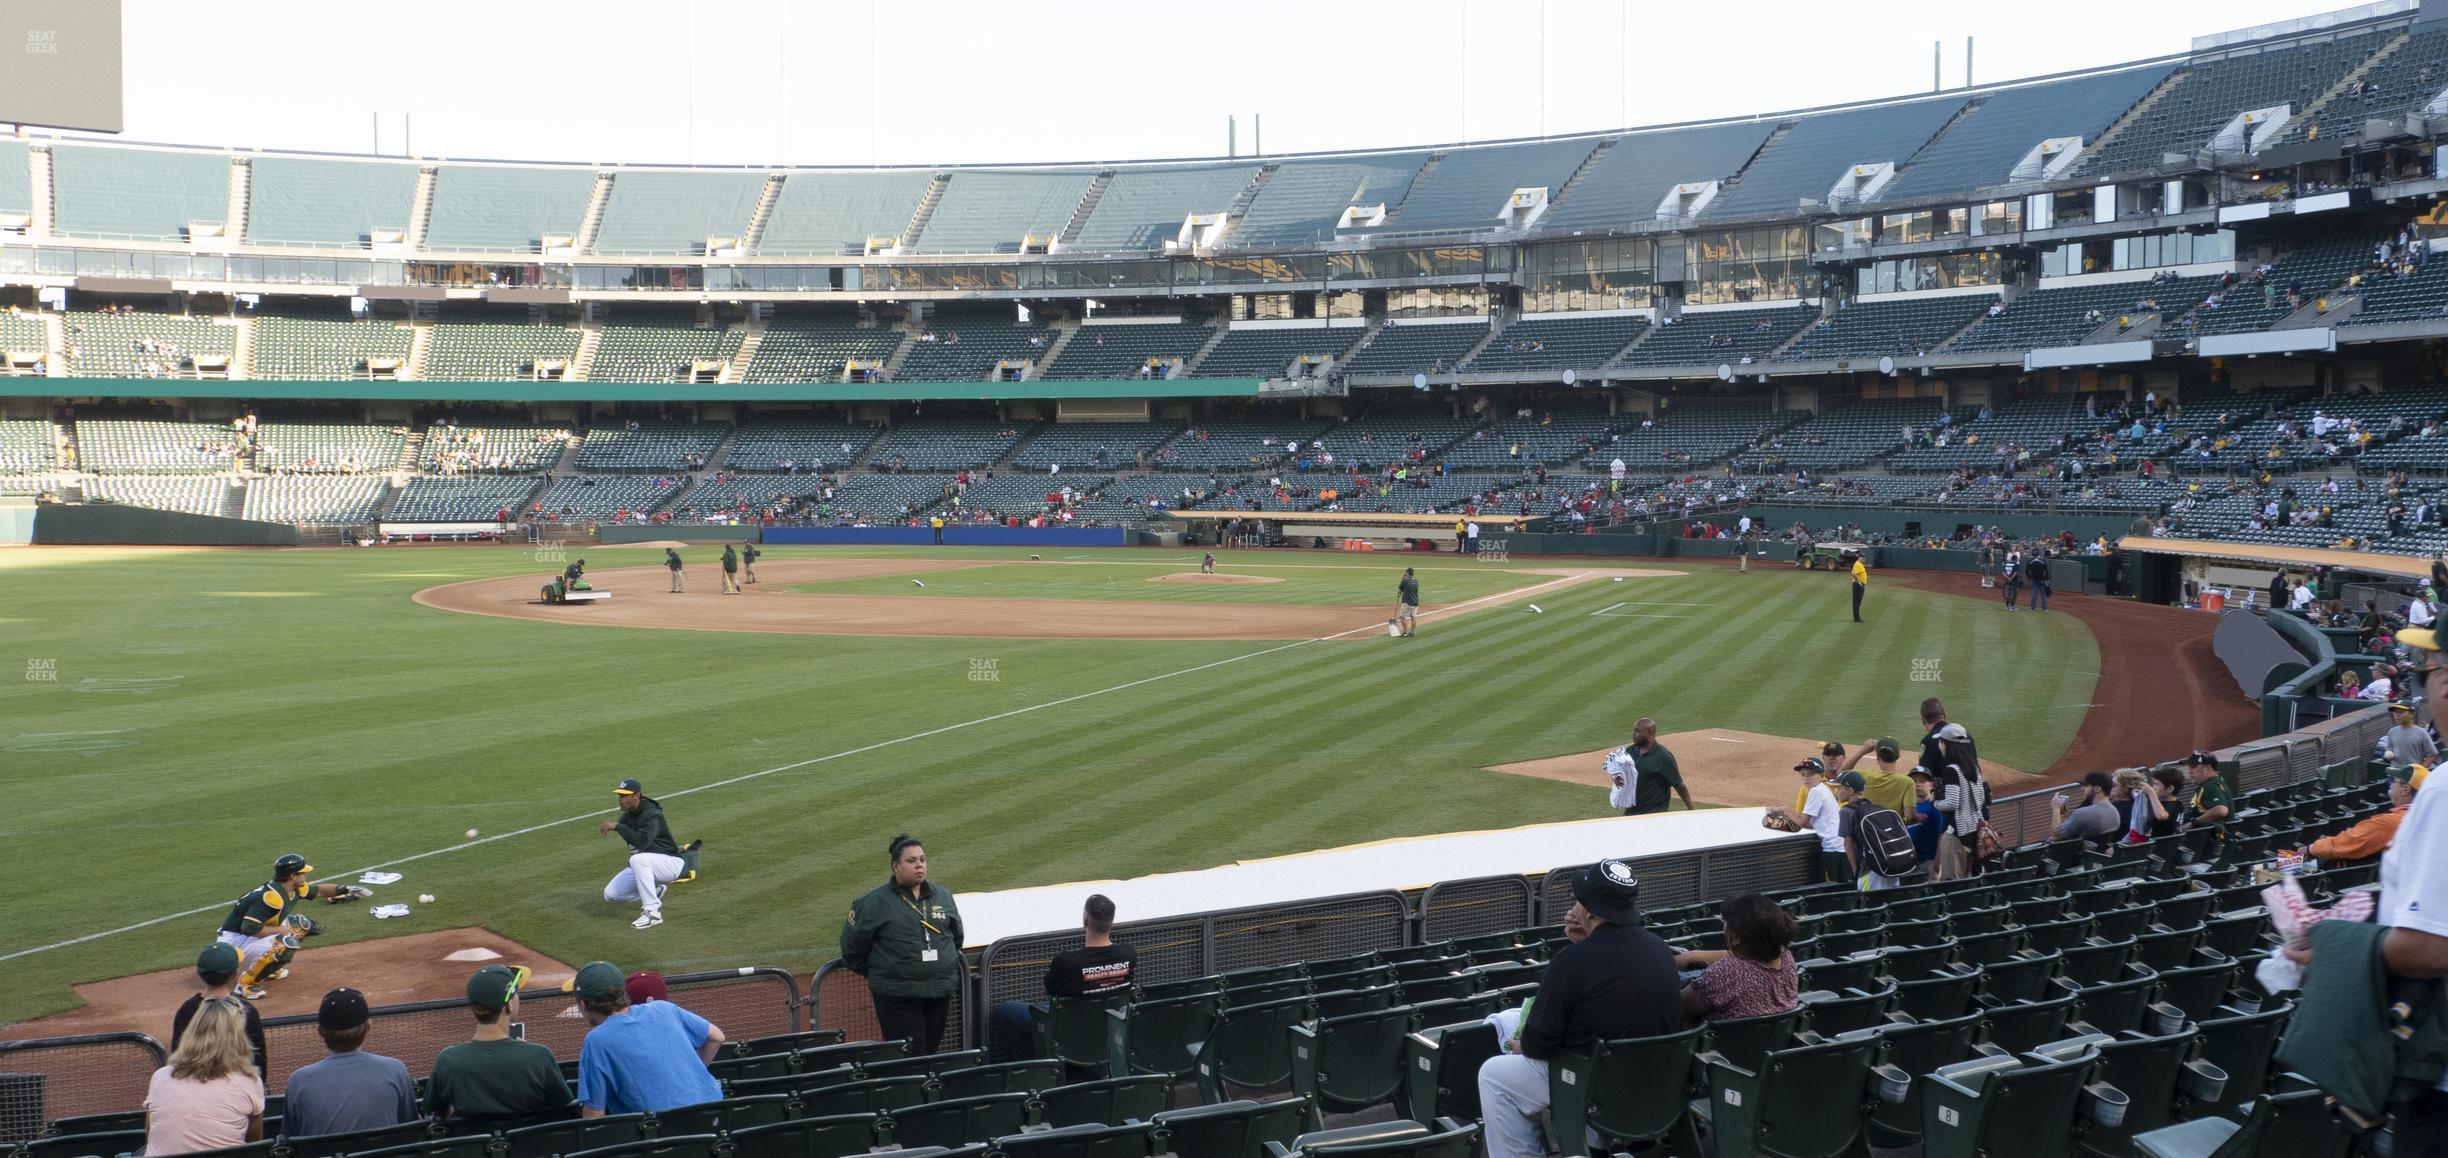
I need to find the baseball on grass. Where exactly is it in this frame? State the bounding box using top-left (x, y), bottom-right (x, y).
top-left (418, 893), bottom-right (436, 904)
top-left (1529, 604), bottom-right (1544, 614)
top-left (464, 828), bottom-right (479, 839)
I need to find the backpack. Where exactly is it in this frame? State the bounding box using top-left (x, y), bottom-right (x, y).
top-left (1856, 806), bottom-right (1920, 879)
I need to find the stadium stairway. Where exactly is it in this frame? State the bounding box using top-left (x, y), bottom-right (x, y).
top-left (1451, 324), bottom-right (1502, 369)
top-left (902, 175), bottom-right (950, 252)
top-left (727, 320), bottom-right (766, 382)
top-left (1550, 137), bottom-right (1621, 210)
top-left (232, 314), bottom-right (257, 379)
top-left (1034, 324), bottom-right (1082, 379)
top-left (224, 158), bottom-right (250, 244)
top-left (1181, 326), bottom-right (1233, 375)
top-left (406, 321), bottom-right (434, 380)
top-left (2277, 292), bottom-right (2364, 329)
top-left (571, 325), bottom-right (604, 381)
top-left (2295, 31), bottom-right (2414, 136)
top-left (576, 172), bottom-right (614, 255)
top-left (742, 175), bottom-right (785, 252)
top-left (1217, 163), bottom-right (1280, 244)
top-left (406, 167), bottom-right (437, 250)
top-left (28, 145), bottom-right (53, 236)
top-left (700, 424), bottom-right (746, 473)
top-left (396, 429), bottom-right (425, 472)
top-left (41, 312), bottom-right (66, 376)
top-left (218, 483), bottom-right (243, 521)
top-left (881, 328), bottom-right (919, 379)
top-left (1385, 153), bottom-right (1445, 226)
top-left (1057, 172), bottom-right (1113, 248)
top-left (2072, 68), bottom-right (2190, 174)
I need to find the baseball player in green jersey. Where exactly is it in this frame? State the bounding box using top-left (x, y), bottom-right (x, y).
top-left (599, 778), bottom-right (702, 929)
top-left (217, 853), bottom-right (372, 999)
top-left (741, 543), bottom-right (760, 585)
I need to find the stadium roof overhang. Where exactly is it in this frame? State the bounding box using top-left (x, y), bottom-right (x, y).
top-left (0, 376), bottom-right (1266, 403)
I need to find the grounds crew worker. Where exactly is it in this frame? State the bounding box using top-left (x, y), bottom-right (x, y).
top-left (741, 542), bottom-right (760, 585)
top-left (599, 779), bottom-right (701, 930)
top-left (1849, 551), bottom-right (1869, 623)
top-left (841, 834), bottom-right (964, 1054)
top-left (720, 544), bottom-right (741, 595)
top-left (664, 548), bottom-right (684, 593)
top-left (217, 854), bottom-right (371, 999)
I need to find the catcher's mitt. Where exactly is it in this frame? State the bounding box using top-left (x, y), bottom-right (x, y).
top-left (292, 914), bottom-right (321, 937)
top-left (335, 885), bottom-right (373, 901)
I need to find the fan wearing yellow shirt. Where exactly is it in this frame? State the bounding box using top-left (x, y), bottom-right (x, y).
top-left (1849, 552), bottom-right (1869, 624)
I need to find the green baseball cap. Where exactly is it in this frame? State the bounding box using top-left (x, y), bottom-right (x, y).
top-left (1833, 770), bottom-right (1868, 791)
top-left (614, 778), bottom-right (643, 796)
top-left (467, 964), bottom-right (529, 1012)
top-left (563, 960), bottom-right (625, 1002)
top-left (1875, 737), bottom-right (1901, 758)
top-left (197, 942), bottom-right (240, 977)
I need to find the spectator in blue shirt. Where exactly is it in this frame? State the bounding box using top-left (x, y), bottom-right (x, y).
top-left (1906, 769), bottom-right (1945, 867)
top-left (566, 961), bottom-right (725, 1117)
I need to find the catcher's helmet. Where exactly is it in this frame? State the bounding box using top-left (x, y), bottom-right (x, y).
top-left (274, 853), bottom-right (313, 877)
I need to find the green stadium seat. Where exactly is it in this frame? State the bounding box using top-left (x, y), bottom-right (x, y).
top-left (724, 1114), bottom-right (878, 1158)
top-left (1149, 1097), bottom-right (1311, 1158)
top-left (1545, 1026), bottom-right (1707, 1157)
top-left (1033, 1075), bottom-right (1172, 1128)
top-left (1919, 1041), bottom-right (2112, 1158)
top-left (2189, 1003), bottom-right (2290, 1115)
top-left (2073, 1028), bottom-right (2230, 1158)
top-left (563, 1134), bottom-right (725, 1158)
top-left (20, 1129), bottom-right (148, 1158)
top-left (346, 1135), bottom-right (497, 1158)
top-left (502, 1113), bottom-right (646, 1158)
top-left (991, 1121), bottom-right (1158, 1158)
top-left (1979, 993), bottom-right (2081, 1055)
top-left (1288, 1005), bottom-right (1423, 1118)
top-left (1192, 994), bottom-right (1315, 1102)
top-left (2129, 1097), bottom-right (2269, 1158)
top-left (1697, 1007), bottom-right (1803, 1074)
top-left (1695, 1030), bottom-right (1901, 1158)
top-left (1260, 1118), bottom-right (1478, 1158)
top-left (881, 1092), bottom-right (1030, 1150)
top-left (1107, 991), bottom-right (1223, 1081)
top-left (1033, 993), bottom-right (1135, 1077)
top-left (650, 1094), bottom-right (790, 1136)
top-left (932, 1058), bottom-right (1065, 1102)
top-left (284, 1119), bottom-right (437, 1158)
top-left (1863, 1012), bottom-right (1987, 1149)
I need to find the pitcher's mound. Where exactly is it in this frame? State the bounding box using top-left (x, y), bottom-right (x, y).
top-left (1488, 728), bottom-right (2039, 809)
top-left (1148, 572), bottom-right (1283, 585)
top-left (1, 927), bottom-right (576, 1046)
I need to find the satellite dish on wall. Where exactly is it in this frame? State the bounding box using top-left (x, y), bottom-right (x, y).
top-left (1412, 372), bottom-right (1430, 392)
top-left (1562, 368), bottom-right (1578, 386)
top-left (1717, 364), bottom-right (1735, 382)
top-left (1879, 356), bottom-right (1897, 376)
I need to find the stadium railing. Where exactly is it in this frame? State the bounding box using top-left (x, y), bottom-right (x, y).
top-left (0, 1032), bottom-right (166, 1144)
top-left (250, 966), bottom-right (802, 1096)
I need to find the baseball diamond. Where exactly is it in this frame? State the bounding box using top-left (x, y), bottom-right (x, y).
top-left (4, 4), bottom-right (2445, 1151)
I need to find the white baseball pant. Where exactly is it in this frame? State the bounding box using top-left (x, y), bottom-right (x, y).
top-left (215, 929), bottom-right (282, 978)
top-left (605, 852), bottom-right (687, 916)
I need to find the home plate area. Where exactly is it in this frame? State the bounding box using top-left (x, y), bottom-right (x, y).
top-left (0, 928), bottom-right (575, 1045)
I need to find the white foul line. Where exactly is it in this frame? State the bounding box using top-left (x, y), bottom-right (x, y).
top-left (1591, 602), bottom-right (1627, 616)
top-left (1, 571), bottom-right (1598, 964)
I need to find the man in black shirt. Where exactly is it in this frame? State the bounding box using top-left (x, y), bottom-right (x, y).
top-left (1476, 859), bottom-right (1680, 1158)
top-left (172, 942), bottom-right (268, 1076)
top-left (987, 894), bottom-right (1136, 1061)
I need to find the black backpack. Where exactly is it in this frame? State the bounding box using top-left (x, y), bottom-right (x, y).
top-left (1856, 806), bottom-right (1920, 879)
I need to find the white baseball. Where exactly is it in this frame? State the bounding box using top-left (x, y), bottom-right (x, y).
top-left (418, 893), bottom-right (436, 904)
top-left (465, 828), bottom-right (479, 839)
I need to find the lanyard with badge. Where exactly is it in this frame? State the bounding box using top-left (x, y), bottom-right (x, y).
top-left (906, 891), bottom-right (944, 962)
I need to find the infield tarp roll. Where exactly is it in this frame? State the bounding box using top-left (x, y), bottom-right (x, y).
top-left (764, 526), bottom-right (1128, 547)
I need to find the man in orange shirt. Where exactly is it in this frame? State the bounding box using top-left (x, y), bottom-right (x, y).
top-left (2308, 763), bottom-right (2425, 863)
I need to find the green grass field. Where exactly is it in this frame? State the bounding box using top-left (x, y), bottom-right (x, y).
top-left (0, 544), bottom-right (2097, 1024)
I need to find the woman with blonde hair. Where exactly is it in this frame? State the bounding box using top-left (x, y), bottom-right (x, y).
top-left (145, 996), bottom-right (265, 1155)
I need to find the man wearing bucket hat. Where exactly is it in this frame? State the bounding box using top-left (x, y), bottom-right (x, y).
top-left (1475, 859), bottom-right (1680, 1158)
top-left (426, 965), bottom-right (569, 1123)
top-left (566, 960), bottom-right (725, 1117)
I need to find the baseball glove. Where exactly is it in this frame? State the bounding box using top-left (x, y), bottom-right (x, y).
top-left (337, 885), bottom-right (373, 901)
top-left (292, 914), bottom-right (321, 937)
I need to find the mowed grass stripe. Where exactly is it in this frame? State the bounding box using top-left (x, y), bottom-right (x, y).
top-left (0, 551), bottom-right (2094, 1022)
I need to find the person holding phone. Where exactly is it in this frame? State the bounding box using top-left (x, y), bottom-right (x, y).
top-left (425, 965), bottom-right (570, 1124)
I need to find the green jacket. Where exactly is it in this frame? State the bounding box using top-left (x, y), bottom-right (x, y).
top-left (841, 879), bottom-right (964, 1000)
top-left (2276, 919), bottom-right (2448, 1123)
top-left (613, 798), bottom-right (680, 856)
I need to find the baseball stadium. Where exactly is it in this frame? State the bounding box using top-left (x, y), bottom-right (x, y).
top-left (3, 1), bottom-right (2446, 1156)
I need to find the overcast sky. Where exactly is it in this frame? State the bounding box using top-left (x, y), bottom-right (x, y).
top-left (90, 0), bottom-right (2365, 167)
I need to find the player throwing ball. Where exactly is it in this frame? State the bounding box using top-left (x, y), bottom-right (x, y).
top-left (216, 854), bottom-right (372, 1000)
top-left (599, 778), bottom-right (702, 930)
